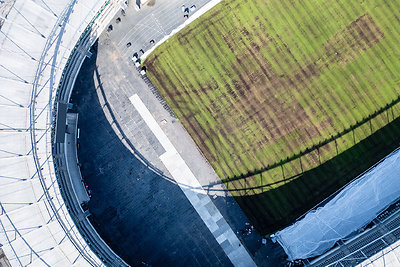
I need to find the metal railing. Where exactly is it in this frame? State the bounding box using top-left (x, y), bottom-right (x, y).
top-left (309, 205), bottom-right (400, 267)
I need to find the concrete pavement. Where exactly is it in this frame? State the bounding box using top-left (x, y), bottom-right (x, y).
top-left (71, 0), bottom-right (285, 265)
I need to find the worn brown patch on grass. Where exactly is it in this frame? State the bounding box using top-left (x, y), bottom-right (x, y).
top-left (325, 13), bottom-right (385, 64)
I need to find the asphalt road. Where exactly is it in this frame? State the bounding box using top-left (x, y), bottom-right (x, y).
top-left (107, 0), bottom-right (212, 59)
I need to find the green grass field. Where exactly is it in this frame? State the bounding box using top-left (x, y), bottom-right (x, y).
top-left (145, 0), bottom-right (400, 234)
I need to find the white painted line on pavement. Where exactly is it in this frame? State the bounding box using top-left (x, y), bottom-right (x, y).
top-left (129, 94), bottom-right (256, 267)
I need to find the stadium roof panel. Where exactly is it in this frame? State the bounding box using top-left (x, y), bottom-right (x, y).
top-left (358, 239), bottom-right (400, 267)
top-left (0, 0), bottom-right (123, 265)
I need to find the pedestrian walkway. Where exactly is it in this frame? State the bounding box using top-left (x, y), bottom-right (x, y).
top-left (72, 33), bottom-right (285, 265)
top-left (130, 94), bottom-right (256, 267)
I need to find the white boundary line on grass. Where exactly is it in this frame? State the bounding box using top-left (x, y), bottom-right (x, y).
top-left (141, 0), bottom-right (222, 60)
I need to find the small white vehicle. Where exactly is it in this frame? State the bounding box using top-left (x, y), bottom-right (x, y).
top-left (131, 52), bottom-right (138, 62)
top-left (181, 5), bottom-right (185, 12)
top-left (190, 5), bottom-right (196, 12)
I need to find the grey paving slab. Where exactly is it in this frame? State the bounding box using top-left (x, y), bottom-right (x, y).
top-left (221, 240), bottom-right (232, 251)
top-left (217, 218), bottom-right (226, 228)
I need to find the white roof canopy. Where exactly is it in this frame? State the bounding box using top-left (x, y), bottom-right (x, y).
top-left (0, 0), bottom-right (121, 265)
top-left (275, 148), bottom-right (400, 260)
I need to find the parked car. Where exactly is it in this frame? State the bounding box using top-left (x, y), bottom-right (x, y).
top-left (131, 52), bottom-right (138, 62)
